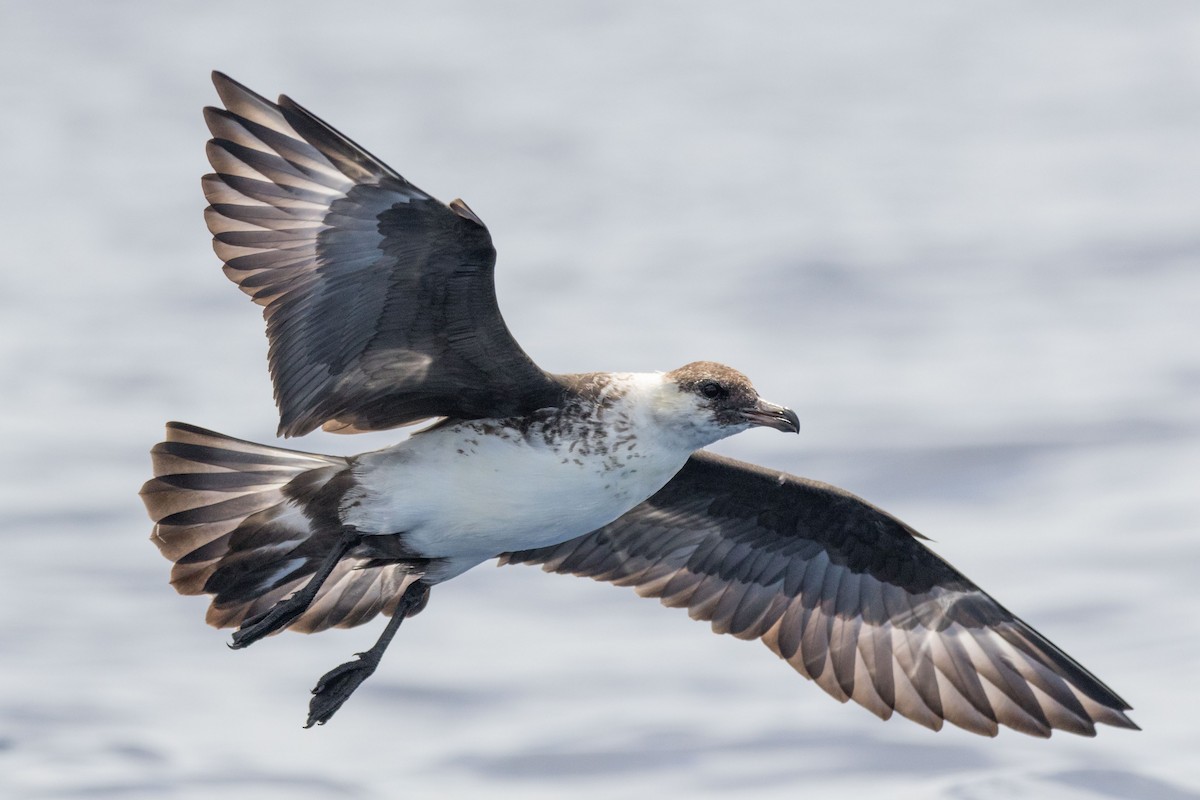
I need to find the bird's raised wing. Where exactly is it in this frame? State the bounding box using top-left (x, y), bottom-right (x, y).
top-left (502, 451), bottom-right (1136, 737)
top-left (202, 72), bottom-right (563, 437)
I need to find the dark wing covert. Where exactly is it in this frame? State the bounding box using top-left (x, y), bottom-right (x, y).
top-left (203, 72), bottom-right (562, 437)
top-left (503, 451), bottom-right (1137, 737)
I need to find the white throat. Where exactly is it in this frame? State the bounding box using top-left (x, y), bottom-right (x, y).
top-left (614, 371), bottom-right (750, 452)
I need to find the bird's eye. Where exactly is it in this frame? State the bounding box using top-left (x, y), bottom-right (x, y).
top-left (698, 380), bottom-right (724, 399)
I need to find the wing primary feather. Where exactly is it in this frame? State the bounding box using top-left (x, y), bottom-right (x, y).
top-left (203, 74), bottom-right (562, 436)
top-left (502, 451), bottom-right (1136, 737)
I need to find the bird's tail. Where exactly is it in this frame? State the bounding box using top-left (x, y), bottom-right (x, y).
top-left (141, 422), bottom-right (418, 633)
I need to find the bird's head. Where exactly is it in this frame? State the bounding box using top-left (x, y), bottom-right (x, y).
top-left (653, 361), bottom-right (799, 450)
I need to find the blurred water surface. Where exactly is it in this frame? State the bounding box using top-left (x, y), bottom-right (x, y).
top-left (2, 2), bottom-right (1198, 798)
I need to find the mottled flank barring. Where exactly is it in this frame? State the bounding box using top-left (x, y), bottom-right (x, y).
top-left (141, 72), bottom-right (1136, 736)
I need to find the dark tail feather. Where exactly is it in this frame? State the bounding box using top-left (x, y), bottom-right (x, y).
top-left (141, 422), bottom-right (419, 633)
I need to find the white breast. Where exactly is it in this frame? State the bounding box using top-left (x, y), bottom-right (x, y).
top-left (340, 373), bottom-right (697, 574)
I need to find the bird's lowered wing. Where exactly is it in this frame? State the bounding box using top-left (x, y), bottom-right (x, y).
top-left (502, 451), bottom-right (1136, 737)
top-left (202, 72), bottom-right (563, 437)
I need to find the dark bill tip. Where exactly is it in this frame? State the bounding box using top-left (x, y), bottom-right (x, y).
top-left (742, 399), bottom-right (800, 434)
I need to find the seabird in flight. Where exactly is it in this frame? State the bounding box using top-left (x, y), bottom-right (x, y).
top-left (141, 72), bottom-right (1137, 736)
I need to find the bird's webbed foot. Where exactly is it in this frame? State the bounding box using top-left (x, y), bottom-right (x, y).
top-left (228, 528), bottom-right (365, 650)
top-left (301, 578), bottom-right (429, 728)
top-left (229, 596), bottom-right (308, 649)
top-left (305, 651), bottom-right (380, 728)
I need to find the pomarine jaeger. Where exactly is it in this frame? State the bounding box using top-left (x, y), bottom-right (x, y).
top-left (141, 72), bottom-right (1136, 737)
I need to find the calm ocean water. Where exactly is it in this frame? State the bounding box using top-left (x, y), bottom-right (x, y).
top-left (2, 3), bottom-right (1198, 798)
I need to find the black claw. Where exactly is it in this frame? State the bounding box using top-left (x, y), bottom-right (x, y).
top-left (229, 600), bottom-right (306, 649)
top-left (305, 655), bottom-right (378, 728)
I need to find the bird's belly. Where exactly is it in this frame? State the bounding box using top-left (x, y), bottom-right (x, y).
top-left (343, 424), bottom-right (688, 563)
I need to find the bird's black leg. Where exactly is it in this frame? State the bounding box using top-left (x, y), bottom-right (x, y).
top-left (229, 527), bottom-right (363, 649)
top-left (305, 579), bottom-right (431, 728)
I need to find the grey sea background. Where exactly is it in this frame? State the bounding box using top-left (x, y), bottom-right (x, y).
top-left (3, 2), bottom-right (1198, 798)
